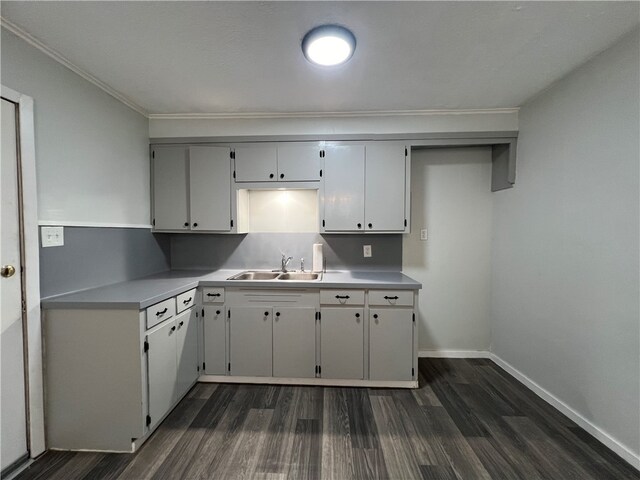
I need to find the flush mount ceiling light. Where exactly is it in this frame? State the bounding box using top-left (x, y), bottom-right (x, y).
top-left (302, 25), bottom-right (356, 67)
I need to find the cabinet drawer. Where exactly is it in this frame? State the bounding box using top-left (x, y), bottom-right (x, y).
top-left (320, 289), bottom-right (365, 305)
top-left (202, 287), bottom-right (225, 303)
top-left (368, 290), bottom-right (414, 307)
top-left (146, 297), bottom-right (176, 329)
top-left (176, 288), bottom-right (197, 314)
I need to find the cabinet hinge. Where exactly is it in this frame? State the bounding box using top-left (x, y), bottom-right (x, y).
top-left (230, 151), bottom-right (235, 159)
top-left (322, 219), bottom-right (325, 227)
top-left (203, 362), bottom-right (206, 370)
top-left (146, 415), bottom-right (151, 427)
top-left (152, 218), bottom-right (155, 227)
top-left (143, 340), bottom-right (149, 353)
top-left (318, 312), bottom-right (321, 321)
top-left (152, 151), bottom-right (155, 159)
top-left (315, 365), bottom-right (318, 374)
top-left (320, 169), bottom-right (323, 177)
top-left (318, 365), bottom-right (321, 375)
top-left (228, 362), bottom-right (231, 372)
top-left (202, 308), bottom-right (205, 317)
top-left (412, 367), bottom-right (415, 377)
top-left (405, 147), bottom-right (408, 156)
top-left (197, 365), bottom-right (200, 372)
top-left (228, 309), bottom-right (231, 319)
top-left (233, 170), bottom-right (236, 179)
top-left (404, 219), bottom-right (407, 228)
top-left (230, 219), bottom-right (234, 228)
top-left (412, 313), bottom-right (415, 323)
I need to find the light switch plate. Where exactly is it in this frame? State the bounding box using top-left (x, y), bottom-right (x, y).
top-left (420, 229), bottom-right (428, 241)
top-left (41, 226), bottom-right (64, 247)
top-left (363, 245), bottom-right (372, 258)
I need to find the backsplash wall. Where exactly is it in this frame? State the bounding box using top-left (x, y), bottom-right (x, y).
top-left (170, 233), bottom-right (402, 271)
top-left (40, 227), bottom-right (171, 298)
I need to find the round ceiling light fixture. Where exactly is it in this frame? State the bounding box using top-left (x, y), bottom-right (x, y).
top-left (302, 25), bottom-right (356, 67)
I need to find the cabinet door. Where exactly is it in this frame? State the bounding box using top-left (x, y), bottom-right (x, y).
top-left (147, 319), bottom-right (177, 428)
top-left (229, 307), bottom-right (272, 376)
top-left (277, 144), bottom-right (321, 181)
top-left (204, 306), bottom-right (227, 375)
top-left (365, 144), bottom-right (407, 231)
top-left (320, 308), bottom-right (364, 379)
top-left (152, 147), bottom-right (189, 230)
top-left (369, 309), bottom-right (414, 381)
top-left (234, 146), bottom-right (278, 182)
top-left (175, 309), bottom-right (199, 399)
top-left (273, 307), bottom-right (316, 378)
top-left (189, 146), bottom-right (231, 231)
top-left (322, 145), bottom-right (365, 231)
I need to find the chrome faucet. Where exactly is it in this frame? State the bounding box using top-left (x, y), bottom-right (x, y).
top-left (281, 254), bottom-right (293, 273)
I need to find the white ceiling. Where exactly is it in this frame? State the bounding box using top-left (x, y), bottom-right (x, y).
top-left (2, 1), bottom-right (638, 115)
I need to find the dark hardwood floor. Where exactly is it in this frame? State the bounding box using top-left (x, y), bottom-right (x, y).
top-left (15, 358), bottom-right (639, 480)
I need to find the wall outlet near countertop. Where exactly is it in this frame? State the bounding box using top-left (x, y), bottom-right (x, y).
top-left (363, 245), bottom-right (372, 258)
top-left (41, 226), bottom-right (64, 247)
top-left (420, 229), bottom-right (428, 241)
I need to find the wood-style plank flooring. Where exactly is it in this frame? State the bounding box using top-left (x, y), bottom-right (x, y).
top-left (15, 358), bottom-right (639, 480)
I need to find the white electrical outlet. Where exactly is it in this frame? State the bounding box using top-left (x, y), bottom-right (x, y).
top-left (41, 226), bottom-right (64, 247)
top-left (420, 229), bottom-right (428, 241)
top-left (363, 245), bottom-right (372, 258)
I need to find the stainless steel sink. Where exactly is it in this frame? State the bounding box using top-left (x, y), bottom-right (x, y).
top-left (227, 271), bottom-right (322, 281)
top-left (277, 272), bottom-right (321, 281)
top-left (228, 271), bottom-right (281, 281)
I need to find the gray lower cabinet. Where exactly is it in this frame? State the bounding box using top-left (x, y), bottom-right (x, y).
top-left (369, 309), bottom-right (414, 381)
top-left (273, 307), bottom-right (316, 378)
top-left (203, 306), bottom-right (227, 375)
top-left (147, 318), bottom-right (178, 430)
top-left (176, 308), bottom-right (199, 398)
top-left (229, 306), bottom-right (272, 377)
top-left (320, 307), bottom-right (364, 379)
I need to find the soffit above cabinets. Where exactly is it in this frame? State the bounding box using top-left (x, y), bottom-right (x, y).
top-left (2, 2), bottom-right (638, 115)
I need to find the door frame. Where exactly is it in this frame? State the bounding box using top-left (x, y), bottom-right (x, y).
top-left (2, 85), bottom-right (45, 458)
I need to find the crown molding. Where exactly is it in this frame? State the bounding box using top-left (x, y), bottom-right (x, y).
top-left (148, 108), bottom-right (519, 120)
top-left (1, 17), bottom-right (148, 117)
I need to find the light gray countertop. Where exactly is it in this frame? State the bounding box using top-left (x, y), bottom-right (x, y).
top-left (41, 269), bottom-right (422, 310)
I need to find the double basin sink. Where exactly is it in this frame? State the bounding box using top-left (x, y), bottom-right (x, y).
top-left (227, 270), bottom-right (322, 282)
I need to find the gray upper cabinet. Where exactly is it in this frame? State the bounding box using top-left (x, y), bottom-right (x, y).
top-left (364, 144), bottom-right (407, 232)
top-left (276, 144), bottom-right (321, 181)
top-left (152, 147), bottom-right (189, 231)
top-left (321, 145), bottom-right (366, 232)
top-left (234, 144), bottom-right (321, 182)
top-left (189, 146), bottom-right (232, 231)
top-left (321, 143), bottom-right (409, 233)
top-left (152, 146), bottom-right (232, 232)
top-left (234, 145), bottom-right (278, 182)
top-left (272, 307), bottom-right (316, 378)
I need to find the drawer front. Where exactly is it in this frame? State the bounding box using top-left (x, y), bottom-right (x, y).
top-left (176, 288), bottom-right (197, 314)
top-left (202, 287), bottom-right (225, 303)
top-left (368, 290), bottom-right (414, 307)
top-left (320, 289), bottom-right (365, 306)
top-left (146, 297), bottom-right (176, 329)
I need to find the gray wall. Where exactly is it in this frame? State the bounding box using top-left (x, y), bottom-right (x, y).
top-left (40, 227), bottom-right (170, 298)
top-left (490, 29), bottom-right (640, 457)
top-left (171, 233), bottom-right (402, 271)
top-left (403, 147), bottom-right (493, 352)
top-left (1, 28), bottom-right (150, 226)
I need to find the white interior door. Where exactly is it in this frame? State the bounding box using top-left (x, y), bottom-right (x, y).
top-left (1, 97), bottom-right (29, 471)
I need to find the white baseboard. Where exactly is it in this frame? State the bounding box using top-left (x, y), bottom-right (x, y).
top-left (419, 349), bottom-right (491, 358)
top-left (488, 353), bottom-right (640, 471)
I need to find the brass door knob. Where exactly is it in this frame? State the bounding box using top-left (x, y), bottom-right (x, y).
top-left (1, 265), bottom-right (16, 278)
